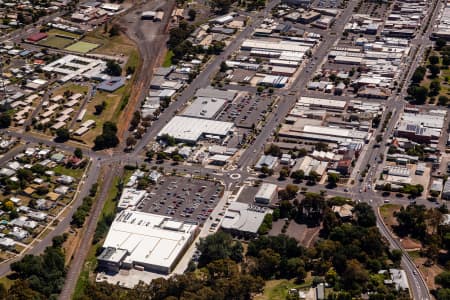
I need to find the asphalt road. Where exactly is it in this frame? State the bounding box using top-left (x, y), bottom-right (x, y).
top-left (58, 161), bottom-right (119, 300)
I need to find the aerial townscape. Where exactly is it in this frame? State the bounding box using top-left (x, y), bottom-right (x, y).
top-left (3, 0), bottom-right (450, 299)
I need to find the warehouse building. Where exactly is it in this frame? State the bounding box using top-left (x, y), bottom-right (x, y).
top-left (221, 202), bottom-right (271, 238)
top-left (297, 97), bottom-right (347, 112)
top-left (279, 122), bottom-right (369, 144)
top-left (98, 210), bottom-right (197, 274)
top-left (157, 116), bottom-right (234, 144)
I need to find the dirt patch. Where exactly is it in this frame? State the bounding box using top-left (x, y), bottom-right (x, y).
top-left (379, 204), bottom-right (401, 228)
top-left (409, 252), bottom-right (444, 290)
top-left (63, 230), bottom-right (83, 265)
top-left (401, 237), bottom-right (422, 250)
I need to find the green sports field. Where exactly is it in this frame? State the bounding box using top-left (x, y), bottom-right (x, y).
top-left (65, 41), bottom-right (99, 53)
top-left (38, 36), bottom-right (74, 49)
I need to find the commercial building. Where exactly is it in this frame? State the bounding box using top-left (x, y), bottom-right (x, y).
top-left (292, 156), bottom-right (328, 177)
top-left (97, 77), bottom-right (125, 92)
top-left (443, 180), bottom-right (450, 200)
top-left (279, 123), bottom-right (369, 144)
top-left (117, 188), bottom-right (147, 211)
top-left (281, 0), bottom-right (311, 7)
top-left (195, 87), bottom-right (236, 101)
top-left (433, 5), bottom-right (450, 40)
top-left (181, 97), bottom-right (227, 119)
top-left (98, 210), bottom-right (197, 274)
top-left (384, 269), bottom-right (410, 291)
top-left (254, 183), bottom-right (278, 205)
top-left (221, 202), bottom-right (271, 238)
top-left (157, 116), bottom-right (234, 144)
top-left (297, 97), bottom-right (347, 112)
top-left (254, 155), bottom-right (278, 171)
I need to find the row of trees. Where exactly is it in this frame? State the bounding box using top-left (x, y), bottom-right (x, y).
top-left (0, 235), bottom-right (68, 299)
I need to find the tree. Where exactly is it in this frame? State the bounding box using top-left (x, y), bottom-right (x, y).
top-left (3, 200), bottom-right (14, 211)
top-left (315, 142), bottom-right (328, 152)
top-left (353, 203), bottom-right (376, 227)
top-left (260, 165), bottom-right (273, 176)
top-left (105, 60), bottom-right (122, 76)
top-left (436, 38), bottom-right (447, 50)
top-left (429, 55), bottom-right (440, 65)
top-left (279, 167), bottom-right (289, 180)
top-left (391, 249), bottom-right (403, 267)
top-left (279, 184), bottom-right (299, 200)
top-left (308, 171), bottom-right (320, 185)
top-left (94, 101), bottom-right (106, 115)
top-left (429, 64), bottom-right (441, 78)
top-left (327, 173), bottom-right (340, 188)
top-left (109, 24), bottom-right (120, 37)
top-left (130, 111), bottom-right (141, 129)
top-left (197, 232), bottom-right (242, 267)
top-left (74, 148), bottom-right (83, 159)
top-left (429, 79), bottom-right (441, 96)
top-left (220, 61), bottom-right (228, 72)
top-left (55, 128), bottom-right (69, 142)
top-left (188, 9), bottom-right (196, 20)
top-left (300, 192), bottom-right (325, 224)
top-left (408, 85), bottom-right (428, 104)
top-left (341, 259), bottom-right (369, 293)
top-left (257, 248), bottom-right (281, 279)
top-left (436, 271), bottom-right (450, 288)
top-left (0, 113), bottom-right (11, 128)
top-left (394, 204), bottom-right (427, 239)
top-left (411, 66), bottom-right (426, 83)
top-left (439, 95), bottom-right (449, 106)
top-left (291, 170), bottom-right (304, 183)
top-left (265, 144), bottom-right (281, 157)
top-left (209, 0), bottom-right (233, 13)
top-left (94, 122), bottom-right (119, 150)
top-left (126, 136), bottom-right (136, 147)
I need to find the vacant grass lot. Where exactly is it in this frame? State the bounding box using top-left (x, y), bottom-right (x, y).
top-left (379, 204), bottom-right (401, 227)
top-left (76, 90), bottom-right (121, 147)
top-left (82, 30), bottom-right (135, 57)
top-left (38, 36), bottom-right (74, 49)
top-left (163, 50), bottom-right (174, 67)
top-left (254, 279), bottom-right (313, 300)
top-left (52, 83), bottom-right (88, 97)
top-left (48, 29), bottom-right (81, 39)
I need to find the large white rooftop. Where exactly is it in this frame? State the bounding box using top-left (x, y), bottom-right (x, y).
top-left (158, 116), bottom-right (234, 143)
top-left (102, 210), bottom-right (197, 270)
top-left (181, 97), bottom-right (227, 119)
top-left (221, 202), bottom-right (270, 234)
top-left (42, 55), bottom-right (106, 82)
top-left (302, 125), bottom-right (368, 140)
top-left (298, 96), bottom-right (347, 110)
top-left (241, 39), bottom-right (311, 54)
